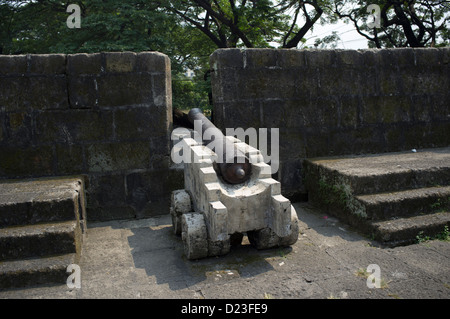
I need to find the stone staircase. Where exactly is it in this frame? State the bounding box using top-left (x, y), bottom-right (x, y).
top-left (0, 177), bottom-right (86, 290)
top-left (304, 147), bottom-right (450, 246)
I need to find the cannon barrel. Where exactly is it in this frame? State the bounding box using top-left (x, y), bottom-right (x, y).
top-left (188, 108), bottom-right (251, 184)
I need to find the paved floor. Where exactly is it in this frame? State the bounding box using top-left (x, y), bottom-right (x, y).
top-left (1, 202), bottom-right (449, 299)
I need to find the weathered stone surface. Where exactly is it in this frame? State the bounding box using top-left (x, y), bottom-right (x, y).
top-left (105, 51), bottom-right (137, 73)
top-left (303, 147), bottom-right (450, 245)
top-left (0, 176), bottom-right (85, 227)
top-left (0, 51), bottom-right (173, 222)
top-left (0, 55), bottom-right (28, 75)
top-left (182, 213), bottom-right (209, 260)
top-left (114, 107), bottom-right (166, 140)
top-left (0, 145), bottom-right (54, 178)
top-left (170, 189), bottom-right (192, 235)
top-left (86, 142), bottom-right (150, 173)
top-left (211, 47), bottom-right (450, 200)
top-left (28, 54), bottom-right (66, 74)
top-left (0, 221), bottom-right (80, 260)
top-left (35, 110), bottom-right (113, 144)
top-left (173, 132), bottom-right (299, 259)
top-left (67, 53), bottom-right (102, 75)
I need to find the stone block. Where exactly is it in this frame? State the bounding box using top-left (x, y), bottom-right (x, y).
top-left (310, 96), bottom-right (340, 128)
top-left (278, 128), bottom-right (306, 160)
top-left (114, 107), bottom-right (166, 141)
top-left (28, 54), bottom-right (66, 74)
top-left (97, 73), bottom-right (153, 107)
top-left (55, 144), bottom-right (84, 175)
top-left (104, 52), bottom-right (137, 73)
top-left (360, 96), bottom-right (383, 124)
top-left (86, 141), bottom-right (150, 173)
top-left (243, 48), bottom-right (279, 69)
top-left (413, 47), bottom-right (440, 67)
top-left (0, 77), bottom-right (30, 111)
top-left (87, 206), bottom-right (136, 222)
top-left (4, 112), bottom-right (32, 146)
top-left (295, 67), bottom-right (319, 94)
top-left (67, 53), bottom-right (102, 76)
top-left (336, 49), bottom-right (364, 66)
top-left (0, 55), bottom-right (27, 75)
top-left (394, 48), bottom-right (416, 68)
top-left (277, 49), bottom-right (306, 68)
top-left (380, 96), bottom-right (412, 124)
top-left (305, 49), bottom-right (337, 67)
top-left (429, 94), bottom-right (450, 121)
top-left (378, 49), bottom-right (400, 70)
top-left (0, 112), bottom-right (4, 144)
top-left (125, 171), bottom-right (169, 210)
top-left (339, 95), bottom-right (360, 128)
top-left (278, 158), bottom-right (304, 196)
top-left (136, 52), bottom-right (171, 74)
top-left (35, 110), bottom-right (113, 144)
top-left (87, 173), bottom-right (126, 208)
top-left (0, 146), bottom-right (54, 178)
top-left (360, 49), bottom-right (381, 68)
top-left (234, 68), bottom-right (278, 100)
top-left (0, 75), bottom-right (67, 111)
top-left (151, 73), bottom-right (172, 108)
top-left (210, 48), bottom-right (243, 69)
top-left (210, 69), bottom-right (238, 103)
top-left (383, 124), bottom-right (404, 152)
top-left (27, 76), bottom-right (69, 110)
top-left (410, 95), bottom-right (431, 122)
top-left (378, 69), bottom-right (402, 96)
top-left (68, 75), bottom-right (99, 108)
top-left (303, 129), bottom-right (330, 157)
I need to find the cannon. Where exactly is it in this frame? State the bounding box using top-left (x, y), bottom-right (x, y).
top-left (170, 108), bottom-right (299, 259)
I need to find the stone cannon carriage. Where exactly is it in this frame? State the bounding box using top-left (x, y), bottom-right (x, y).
top-left (170, 109), bottom-right (299, 259)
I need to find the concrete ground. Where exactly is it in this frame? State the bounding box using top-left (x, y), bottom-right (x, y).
top-left (0, 202), bottom-right (449, 299)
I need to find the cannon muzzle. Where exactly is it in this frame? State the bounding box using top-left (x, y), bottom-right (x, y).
top-left (188, 108), bottom-right (251, 184)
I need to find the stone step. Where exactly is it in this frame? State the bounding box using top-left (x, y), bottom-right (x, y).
top-left (370, 212), bottom-right (450, 246)
top-left (303, 147), bottom-right (450, 246)
top-left (0, 221), bottom-right (82, 261)
top-left (0, 177), bottom-right (86, 231)
top-left (304, 147), bottom-right (450, 195)
top-left (356, 186), bottom-right (450, 220)
top-left (0, 253), bottom-right (77, 290)
top-left (0, 176), bottom-right (86, 290)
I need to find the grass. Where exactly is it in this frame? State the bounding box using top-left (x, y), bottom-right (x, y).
top-left (416, 225), bottom-right (450, 244)
top-left (355, 267), bottom-right (389, 289)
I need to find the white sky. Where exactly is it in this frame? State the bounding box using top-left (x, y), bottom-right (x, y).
top-left (302, 20), bottom-right (369, 49)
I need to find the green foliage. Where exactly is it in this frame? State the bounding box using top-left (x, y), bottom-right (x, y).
top-left (416, 226), bottom-right (450, 244)
top-left (1, 0), bottom-right (447, 109)
top-left (331, 0), bottom-right (450, 48)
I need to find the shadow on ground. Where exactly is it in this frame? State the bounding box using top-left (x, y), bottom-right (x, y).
top-left (126, 222), bottom-right (292, 291)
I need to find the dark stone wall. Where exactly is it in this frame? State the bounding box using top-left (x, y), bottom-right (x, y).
top-left (210, 48), bottom-right (450, 200)
top-left (0, 52), bottom-right (179, 221)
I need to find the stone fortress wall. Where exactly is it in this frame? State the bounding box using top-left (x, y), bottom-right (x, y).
top-left (0, 48), bottom-right (448, 220)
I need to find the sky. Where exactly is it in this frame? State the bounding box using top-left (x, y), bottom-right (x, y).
top-left (303, 20), bottom-right (370, 49)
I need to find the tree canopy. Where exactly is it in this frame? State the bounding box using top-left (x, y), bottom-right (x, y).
top-left (1, 0), bottom-right (448, 109)
top-left (330, 0), bottom-right (449, 48)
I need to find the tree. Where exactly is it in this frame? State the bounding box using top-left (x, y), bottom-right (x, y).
top-left (331, 0), bottom-right (450, 48)
top-left (161, 0), bottom-right (329, 48)
top-left (0, 0), bottom-right (176, 54)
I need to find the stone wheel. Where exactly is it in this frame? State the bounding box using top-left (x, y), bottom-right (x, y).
top-left (247, 205), bottom-right (299, 249)
top-left (181, 213), bottom-right (208, 260)
top-left (170, 189), bottom-right (192, 235)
